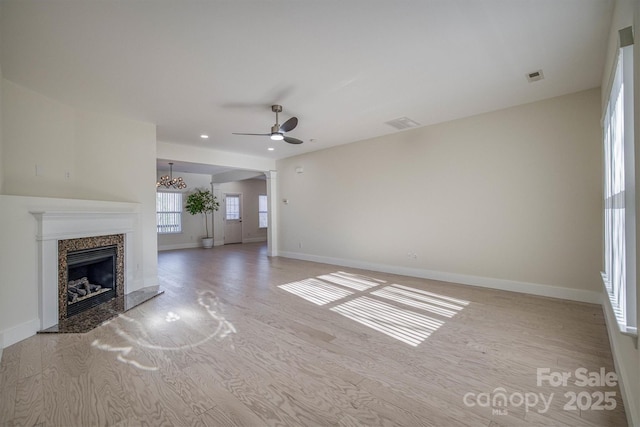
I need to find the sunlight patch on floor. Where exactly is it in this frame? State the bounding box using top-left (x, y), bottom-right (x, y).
top-left (317, 271), bottom-right (385, 291)
top-left (278, 278), bottom-right (353, 305)
top-left (331, 296), bottom-right (444, 347)
top-left (372, 284), bottom-right (468, 318)
top-left (277, 271), bottom-right (469, 347)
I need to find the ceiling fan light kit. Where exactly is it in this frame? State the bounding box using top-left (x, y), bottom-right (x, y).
top-left (233, 104), bottom-right (303, 145)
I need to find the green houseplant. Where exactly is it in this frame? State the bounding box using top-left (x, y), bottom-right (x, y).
top-left (185, 187), bottom-right (220, 248)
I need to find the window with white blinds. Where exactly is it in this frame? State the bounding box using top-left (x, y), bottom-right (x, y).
top-left (602, 41), bottom-right (637, 336)
top-left (259, 195), bottom-right (268, 228)
top-left (157, 192), bottom-right (183, 234)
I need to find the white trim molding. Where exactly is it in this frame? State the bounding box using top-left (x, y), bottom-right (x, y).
top-left (242, 237), bottom-right (267, 244)
top-left (158, 242), bottom-right (201, 251)
top-left (0, 318), bottom-right (40, 349)
top-left (30, 211), bottom-right (137, 241)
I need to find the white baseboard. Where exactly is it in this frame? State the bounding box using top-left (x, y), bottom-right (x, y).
top-left (278, 251), bottom-right (603, 304)
top-left (160, 239), bottom-right (266, 250)
top-left (1, 318), bottom-right (40, 349)
top-left (601, 295), bottom-right (639, 427)
top-left (242, 237), bottom-right (267, 244)
top-left (158, 242), bottom-right (201, 251)
top-left (125, 275), bottom-right (158, 295)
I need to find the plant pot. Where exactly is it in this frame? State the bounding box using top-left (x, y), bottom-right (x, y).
top-left (202, 237), bottom-right (214, 249)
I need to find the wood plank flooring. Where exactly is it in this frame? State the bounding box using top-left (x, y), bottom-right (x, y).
top-left (0, 243), bottom-right (629, 426)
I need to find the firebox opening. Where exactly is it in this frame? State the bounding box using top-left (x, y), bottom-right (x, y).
top-left (67, 245), bottom-right (117, 317)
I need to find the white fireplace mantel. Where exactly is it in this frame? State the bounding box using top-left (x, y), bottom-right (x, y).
top-left (30, 210), bottom-right (138, 329)
top-left (31, 211), bottom-right (137, 241)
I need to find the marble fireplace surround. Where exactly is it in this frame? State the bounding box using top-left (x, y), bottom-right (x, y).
top-left (58, 233), bottom-right (124, 321)
top-left (31, 211), bottom-right (137, 330)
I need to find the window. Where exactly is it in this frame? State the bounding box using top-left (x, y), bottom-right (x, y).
top-left (602, 36), bottom-right (636, 336)
top-left (259, 194), bottom-right (268, 228)
top-left (157, 192), bottom-right (183, 234)
top-left (226, 195), bottom-right (240, 220)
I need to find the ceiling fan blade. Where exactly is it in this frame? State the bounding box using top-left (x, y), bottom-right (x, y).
top-left (279, 117), bottom-right (298, 133)
top-left (232, 132), bottom-right (271, 136)
top-left (283, 136), bottom-right (303, 145)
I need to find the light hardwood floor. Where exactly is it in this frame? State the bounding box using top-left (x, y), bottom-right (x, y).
top-left (0, 243), bottom-right (629, 426)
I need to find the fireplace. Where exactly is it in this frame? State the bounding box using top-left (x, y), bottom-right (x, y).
top-left (58, 234), bottom-right (125, 324)
top-left (31, 209), bottom-right (140, 331)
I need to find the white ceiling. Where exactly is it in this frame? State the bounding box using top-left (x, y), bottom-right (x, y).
top-left (1, 0), bottom-right (613, 167)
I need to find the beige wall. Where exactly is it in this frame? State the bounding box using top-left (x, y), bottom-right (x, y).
top-left (635, 2), bottom-right (640, 424)
top-left (0, 4), bottom-right (3, 195)
top-left (2, 80), bottom-right (156, 203)
top-left (0, 66), bottom-right (3, 194)
top-left (0, 78), bottom-right (158, 346)
top-left (278, 89), bottom-right (602, 297)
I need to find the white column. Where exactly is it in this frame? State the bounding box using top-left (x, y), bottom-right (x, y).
top-left (266, 170), bottom-right (278, 257)
top-left (212, 183), bottom-right (224, 246)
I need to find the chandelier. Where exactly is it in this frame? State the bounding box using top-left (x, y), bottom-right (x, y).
top-left (156, 162), bottom-right (186, 189)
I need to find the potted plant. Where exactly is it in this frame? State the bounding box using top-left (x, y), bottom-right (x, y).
top-left (185, 188), bottom-right (220, 248)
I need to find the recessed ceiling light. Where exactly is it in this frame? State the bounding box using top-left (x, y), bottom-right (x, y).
top-left (268, 147), bottom-right (275, 151)
top-left (200, 134), bottom-right (209, 139)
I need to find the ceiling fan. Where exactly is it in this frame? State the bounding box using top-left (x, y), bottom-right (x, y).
top-left (233, 105), bottom-right (303, 144)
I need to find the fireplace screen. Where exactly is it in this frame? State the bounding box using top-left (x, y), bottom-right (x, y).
top-left (66, 245), bottom-right (117, 317)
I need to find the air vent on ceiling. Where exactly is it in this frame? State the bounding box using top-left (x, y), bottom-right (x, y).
top-left (385, 117), bottom-right (421, 130)
top-left (526, 69), bottom-right (544, 83)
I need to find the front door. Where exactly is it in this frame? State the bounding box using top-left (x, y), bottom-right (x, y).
top-left (224, 193), bottom-right (242, 244)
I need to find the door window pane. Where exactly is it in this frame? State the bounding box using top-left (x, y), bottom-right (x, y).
top-left (226, 195), bottom-right (240, 220)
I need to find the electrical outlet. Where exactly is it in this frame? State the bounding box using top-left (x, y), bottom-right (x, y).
top-left (299, 242), bottom-right (303, 249)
